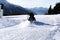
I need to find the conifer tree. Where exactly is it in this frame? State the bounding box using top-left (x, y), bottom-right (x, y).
top-left (48, 5), bottom-right (52, 14)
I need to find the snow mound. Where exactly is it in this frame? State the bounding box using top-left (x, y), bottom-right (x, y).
top-left (0, 18), bottom-right (20, 29)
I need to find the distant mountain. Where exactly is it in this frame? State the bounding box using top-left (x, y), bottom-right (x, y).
top-left (28, 7), bottom-right (48, 15)
top-left (0, 0), bottom-right (30, 16)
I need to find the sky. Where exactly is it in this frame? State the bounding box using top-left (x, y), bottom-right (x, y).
top-left (7, 0), bottom-right (60, 8)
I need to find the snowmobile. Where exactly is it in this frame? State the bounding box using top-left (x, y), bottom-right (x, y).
top-left (28, 13), bottom-right (36, 23)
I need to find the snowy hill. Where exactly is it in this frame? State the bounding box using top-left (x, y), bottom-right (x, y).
top-left (0, 15), bottom-right (60, 40)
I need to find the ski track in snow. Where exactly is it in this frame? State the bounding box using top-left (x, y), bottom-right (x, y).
top-left (0, 15), bottom-right (60, 40)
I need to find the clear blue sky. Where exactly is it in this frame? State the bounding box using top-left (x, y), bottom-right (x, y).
top-left (7, 0), bottom-right (60, 8)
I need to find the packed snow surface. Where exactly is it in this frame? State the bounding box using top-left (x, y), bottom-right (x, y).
top-left (0, 15), bottom-right (60, 40)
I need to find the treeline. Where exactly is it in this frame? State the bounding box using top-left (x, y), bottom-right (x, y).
top-left (46, 3), bottom-right (60, 15)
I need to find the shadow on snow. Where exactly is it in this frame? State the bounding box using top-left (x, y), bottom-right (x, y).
top-left (32, 21), bottom-right (53, 26)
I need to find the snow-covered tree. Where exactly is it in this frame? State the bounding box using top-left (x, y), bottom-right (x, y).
top-left (0, 3), bottom-right (3, 18)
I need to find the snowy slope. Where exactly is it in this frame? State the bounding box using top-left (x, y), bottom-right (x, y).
top-left (0, 15), bottom-right (60, 40)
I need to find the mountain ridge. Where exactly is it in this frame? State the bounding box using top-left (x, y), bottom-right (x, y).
top-left (0, 0), bottom-right (30, 16)
top-left (28, 7), bottom-right (48, 14)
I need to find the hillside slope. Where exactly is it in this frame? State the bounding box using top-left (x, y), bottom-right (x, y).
top-left (0, 0), bottom-right (30, 16)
